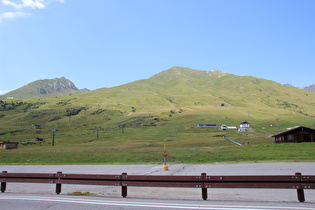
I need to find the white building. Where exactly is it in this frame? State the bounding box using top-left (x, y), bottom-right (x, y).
top-left (220, 125), bottom-right (237, 130)
top-left (240, 121), bottom-right (250, 128)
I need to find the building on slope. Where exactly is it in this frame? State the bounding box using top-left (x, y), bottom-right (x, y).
top-left (272, 126), bottom-right (315, 143)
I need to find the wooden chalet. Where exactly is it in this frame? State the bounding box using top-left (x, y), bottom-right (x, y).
top-left (0, 141), bottom-right (19, 149)
top-left (272, 126), bottom-right (315, 143)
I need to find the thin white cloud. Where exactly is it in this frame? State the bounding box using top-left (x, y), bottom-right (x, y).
top-left (2, 0), bottom-right (46, 9)
top-left (0, 11), bottom-right (30, 23)
top-left (0, 0), bottom-right (64, 23)
top-left (1, 0), bottom-right (64, 10)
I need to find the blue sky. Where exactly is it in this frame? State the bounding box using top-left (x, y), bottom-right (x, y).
top-left (0, 0), bottom-right (314, 94)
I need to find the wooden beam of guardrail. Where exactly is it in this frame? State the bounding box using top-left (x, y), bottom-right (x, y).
top-left (203, 175), bottom-right (302, 188)
top-left (201, 172), bottom-right (307, 202)
top-left (0, 172), bottom-right (55, 183)
top-left (120, 172), bottom-right (206, 199)
top-left (55, 172), bottom-right (121, 186)
top-left (1, 170), bottom-right (314, 202)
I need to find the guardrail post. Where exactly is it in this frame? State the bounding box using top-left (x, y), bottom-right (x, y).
top-left (56, 171), bottom-right (62, 195)
top-left (295, 172), bottom-right (305, 202)
top-left (1, 171), bottom-right (7, 193)
top-left (201, 173), bottom-right (207, 200)
top-left (121, 173), bottom-right (127, 198)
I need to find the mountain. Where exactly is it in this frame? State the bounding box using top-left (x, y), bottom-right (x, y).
top-left (303, 85), bottom-right (315, 93)
top-left (0, 77), bottom-right (89, 99)
top-left (1, 66), bottom-right (315, 164)
top-left (283, 84), bottom-right (315, 93)
top-left (0, 66), bottom-right (314, 134)
top-left (283, 84), bottom-right (294, 87)
top-left (86, 66), bottom-right (313, 109)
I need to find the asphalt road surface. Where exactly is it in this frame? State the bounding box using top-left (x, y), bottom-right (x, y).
top-left (1, 163), bottom-right (315, 209)
top-left (1, 194), bottom-right (315, 210)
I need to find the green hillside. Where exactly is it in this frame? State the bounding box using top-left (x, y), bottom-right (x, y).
top-left (0, 77), bottom-right (88, 99)
top-left (0, 67), bottom-right (314, 164)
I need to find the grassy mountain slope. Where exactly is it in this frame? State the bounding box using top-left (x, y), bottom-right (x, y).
top-left (0, 66), bottom-right (314, 164)
top-left (0, 77), bottom-right (88, 99)
top-left (83, 66), bottom-right (314, 116)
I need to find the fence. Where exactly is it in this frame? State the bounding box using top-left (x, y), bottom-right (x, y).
top-left (1, 171), bottom-right (314, 202)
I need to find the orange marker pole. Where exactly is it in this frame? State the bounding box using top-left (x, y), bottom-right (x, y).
top-left (162, 145), bottom-right (169, 171)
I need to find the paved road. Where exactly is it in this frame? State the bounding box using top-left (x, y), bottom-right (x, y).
top-left (1, 163), bottom-right (315, 209)
top-left (1, 194), bottom-right (315, 210)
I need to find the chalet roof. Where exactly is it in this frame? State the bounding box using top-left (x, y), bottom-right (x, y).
top-left (271, 126), bottom-right (315, 137)
top-left (0, 141), bottom-right (19, 144)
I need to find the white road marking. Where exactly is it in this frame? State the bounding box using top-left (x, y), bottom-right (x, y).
top-left (0, 195), bottom-right (313, 210)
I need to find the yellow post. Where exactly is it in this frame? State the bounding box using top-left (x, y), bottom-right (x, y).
top-left (162, 164), bottom-right (169, 171)
top-left (162, 144), bottom-right (169, 171)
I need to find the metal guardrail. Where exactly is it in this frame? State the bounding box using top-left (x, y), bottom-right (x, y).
top-left (1, 171), bottom-right (314, 202)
